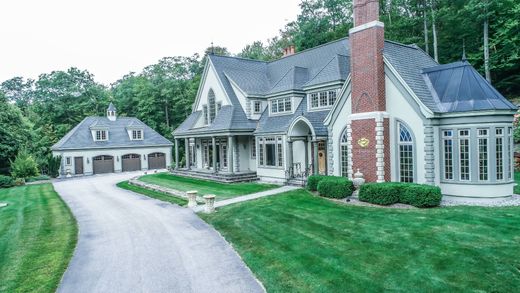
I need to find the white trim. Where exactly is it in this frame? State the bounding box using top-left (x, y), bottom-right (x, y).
top-left (192, 59), bottom-right (232, 113)
top-left (287, 116), bottom-right (317, 140)
top-left (348, 111), bottom-right (389, 122)
top-left (324, 74), bottom-right (352, 125)
top-left (349, 20), bottom-right (384, 34)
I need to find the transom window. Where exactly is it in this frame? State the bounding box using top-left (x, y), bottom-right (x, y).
top-left (258, 136), bottom-right (283, 167)
top-left (398, 123), bottom-right (414, 183)
top-left (270, 97), bottom-right (292, 114)
top-left (309, 89), bottom-right (338, 109)
top-left (95, 130), bottom-right (107, 141)
top-left (132, 130), bottom-right (143, 140)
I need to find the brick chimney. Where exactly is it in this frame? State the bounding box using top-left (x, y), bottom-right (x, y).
top-left (283, 45), bottom-right (296, 57)
top-left (348, 0), bottom-right (389, 183)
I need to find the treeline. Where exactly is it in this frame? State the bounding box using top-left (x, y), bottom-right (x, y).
top-left (1, 0), bottom-right (519, 174)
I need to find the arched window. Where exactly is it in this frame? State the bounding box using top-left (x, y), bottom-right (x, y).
top-left (208, 89), bottom-right (216, 123)
top-left (398, 122), bottom-right (414, 182)
top-left (340, 128), bottom-right (349, 177)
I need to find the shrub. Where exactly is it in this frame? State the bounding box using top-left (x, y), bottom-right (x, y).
top-left (317, 177), bottom-right (354, 199)
top-left (359, 183), bottom-right (406, 205)
top-left (14, 178), bottom-right (25, 186)
top-left (0, 175), bottom-right (14, 188)
top-left (307, 175), bottom-right (327, 191)
top-left (26, 175), bottom-right (51, 183)
top-left (10, 150), bottom-right (39, 179)
top-left (400, 185), bottom-right (442, 208)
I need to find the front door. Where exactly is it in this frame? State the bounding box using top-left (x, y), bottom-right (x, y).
top-left (318, 141), bottom-right (326, 175)
top-left (74, 157), bottom-right (83, 174)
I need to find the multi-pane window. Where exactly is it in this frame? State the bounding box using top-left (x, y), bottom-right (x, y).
top-left (95, 130), bottom-right (107, 141)
top-left (340, 130), bottom-right (348, 177)
top-left (310, 93), bottom-right (319, 108)
top-left (258, 136), bottom-right (283, 167)
top-left (459, 130), bottom-right (471, 181)
top-left (132, 130), bottom-right (142, 140)
top-left (271, 97), bottom-right (292, 114)
top-left (398, 123), bottom-right (414, 183)
top-left (222, 144), bottom-right (227, 168)
top-left (508, 127), bottom-right (513, 180)
top-left (66, 157), bottom-right (71, 165)
top-left (208, 91), bottom-right (216, 123)
top-left (251, 138), bottom-right (257, 159)
top-left (477, 129), bottom-right (489, 181)
top-left (496, 128), bottom-right (504, 180)
top-left (309, 89), bottom-right (338, 109)
top-left (253, 101), bottom-right (262, 113)
top-left (203, 105), bottom-right (208, 125)
top-left (442, 130), bottom-right (454, 180)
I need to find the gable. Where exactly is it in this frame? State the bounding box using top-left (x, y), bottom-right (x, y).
top-left (193, 59), bottom-right (231, 113)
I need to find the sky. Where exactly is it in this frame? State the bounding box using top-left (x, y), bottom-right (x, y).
top-left (0, 0), bottom-right (301, 85)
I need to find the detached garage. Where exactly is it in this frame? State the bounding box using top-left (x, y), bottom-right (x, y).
top-left (52, 103), bottom-right (173, 177)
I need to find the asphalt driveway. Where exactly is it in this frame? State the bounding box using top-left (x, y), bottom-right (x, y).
top-left (53, 172), bottom-right (264, 293)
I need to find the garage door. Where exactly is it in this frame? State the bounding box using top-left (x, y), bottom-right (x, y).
top-left (93, 155), bottom-right (114, 174)
top-left (148, 152), bottom-right (166, 170)
top-left (122, 154), bottom-right (141, 172)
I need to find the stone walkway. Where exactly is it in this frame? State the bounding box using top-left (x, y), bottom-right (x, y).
top-left (193, 185), bottom-right (299, 212)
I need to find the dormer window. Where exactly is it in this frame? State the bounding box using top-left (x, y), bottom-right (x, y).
top-left (309, 89), bottom-right (338, 109)
top-left (95, 130), bottom-right (108, 141)
top-left (271, 97), bottom-right (292, 114)
top-left (132, 130), bottom-right (143, 140)
top-left (253, 101), bottom-right (262, 114)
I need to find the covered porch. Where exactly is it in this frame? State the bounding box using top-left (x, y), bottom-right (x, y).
top-left (173, 133), bottom-right (257, 182)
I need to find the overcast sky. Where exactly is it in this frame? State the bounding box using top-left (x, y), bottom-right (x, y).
top-left (0, 0), bottom-right (301, 85)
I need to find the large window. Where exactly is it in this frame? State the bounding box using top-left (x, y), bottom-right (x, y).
top-left (398, 123), bottom-right (414, 183)
top-left (442, 130), bottom-right (454, 180)
top-left (309, 89), bottom-right (338, 109)
top-left (208, 90), bottom-right (216, 123)
top-left (496, 128), bottom-right (504, 180)
top-left (478, 129), bottom-right (489, 181)
top-left (458, 130), bottom-right (471, 181)
top-left (271, 97), bottom-right (292, 114)
top-left (251, 138), bottom-right (257, 159)
top-left (258, 136), bottom-right (283, 167)
top-left (340, 129), bottom-right (349, 177)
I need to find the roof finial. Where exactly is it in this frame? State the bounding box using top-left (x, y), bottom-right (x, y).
top-left (462, 39), bottom-right (467, 62)
top-left (210, 42), bottom-right (215, 55)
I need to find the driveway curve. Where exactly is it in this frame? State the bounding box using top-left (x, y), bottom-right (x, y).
top-left (53, 172), bottom-right (264, 293)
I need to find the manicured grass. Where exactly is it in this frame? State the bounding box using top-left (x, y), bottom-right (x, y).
top-left (200, 190), bottom-right (520, 292)
top-left (139, 173), bottom-right (278, 201)
top-left (0, 184), bottom-right (77, 293)
top-left (117, 181), bottom-right (188, 206)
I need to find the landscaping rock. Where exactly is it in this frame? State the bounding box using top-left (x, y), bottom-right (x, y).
top-left (0, 202), bottom-right (8, 208)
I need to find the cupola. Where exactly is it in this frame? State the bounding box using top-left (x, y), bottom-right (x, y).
top-left (107, 102), bottom-right (117, 121)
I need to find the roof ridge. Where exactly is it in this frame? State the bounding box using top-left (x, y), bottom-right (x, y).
top-left (209, 54), bottom-right (268, 64)
top-left (269, 37), bottom-right (349, 64)
top-left (384, 39), bottom-right (419, 49)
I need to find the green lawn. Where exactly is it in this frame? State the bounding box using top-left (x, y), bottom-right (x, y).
top-left (139, 173), bottom-right (278, 201)
top-left (117, 181), bottom-right (188, 206)
top-left (0, 184), bottom-right (77, 293)
top-left (200, 190), bottom-right (520, 292)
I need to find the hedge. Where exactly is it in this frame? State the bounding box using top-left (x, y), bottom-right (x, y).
top-left (400, 185), bottom-right (442, 208)
top-left (359, 182), bottom-right (442, 208)
top-left (317, 177), bottom-right (354, 199)
top-left (0, 175), bottom-right (14, 188)
top-left (307, 175), bottom-right (327, 191)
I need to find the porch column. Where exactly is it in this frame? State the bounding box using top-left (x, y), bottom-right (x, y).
top-left (287, 140), bottom-right (294, 177)
top-left (313, 140), bottom-right (319, 175)
top-left (212, 136), bottom-right (217, 173)
top-left (228, 136), bottom-right (234, 174)
top-left (304, 138), bottom-right (309, 171)
top-left (234, 136), bottom-right (240, 172)
top-left (174, 138), bottom-right (179, 169)
top-left (185, 138), bottom-right (190, 169)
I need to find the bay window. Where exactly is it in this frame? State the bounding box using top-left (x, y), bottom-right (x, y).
top-left (442, 130), bottom-right (454, 180)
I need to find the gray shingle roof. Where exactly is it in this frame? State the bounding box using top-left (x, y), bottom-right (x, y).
top-left (422, 60), bottom-right (517, 113)
top-left (107, 102), bottom-right (116, 111)
top-left (52, 117), bottom-right (173, 150)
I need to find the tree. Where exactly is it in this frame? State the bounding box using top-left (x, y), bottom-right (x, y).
top-left (0, 93), bottom-right (32, 171)
top-left (0, 77), bottom-right (34, 114)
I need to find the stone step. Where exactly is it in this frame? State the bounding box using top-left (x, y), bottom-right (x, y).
top-left (171, 170), bottom-right (258, 183)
